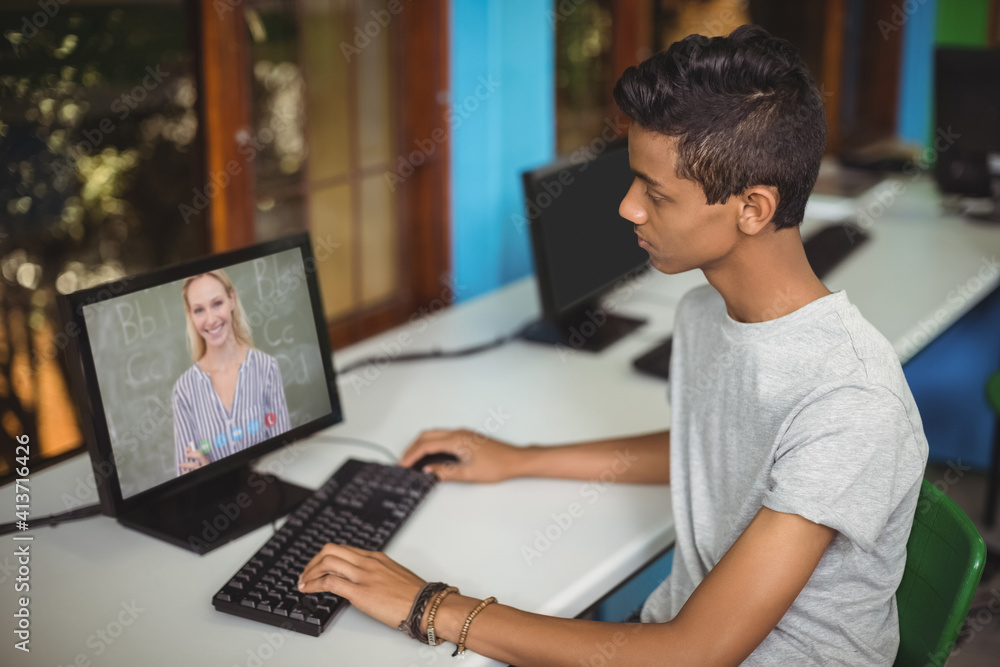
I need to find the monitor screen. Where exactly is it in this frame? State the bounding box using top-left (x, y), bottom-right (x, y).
top-left (62, 234), bottom-right (340, 505)
top-left (934, 47), bottom-right (1000, 198)
top-left (523, 139), bottom-right (649, 317)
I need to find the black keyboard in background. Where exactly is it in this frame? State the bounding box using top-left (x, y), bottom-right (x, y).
top-left (632, 336), bottom-right (673, 380)
top-left (212, 459), bottom-right (437, 637)
top-left (631, 222), bottom-right (870, 380)
top-left (802, 222), bottom-right (869, 280)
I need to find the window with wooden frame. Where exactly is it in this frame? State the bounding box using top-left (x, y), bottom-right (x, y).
top-left (201, 0), bottom-right (450, 349)
top-left (0, 0), bottom-right (449, 480)
top-left (555, 0), bottom-right (914, 159)
top-left (0, 0), bottom-right (210, 479)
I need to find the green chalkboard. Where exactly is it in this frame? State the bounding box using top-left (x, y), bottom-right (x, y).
top-left (82, 248), bottom-right (331, 498)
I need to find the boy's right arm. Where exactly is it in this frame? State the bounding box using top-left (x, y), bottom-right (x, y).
top-left (399, 429), bottom-right (670, 485)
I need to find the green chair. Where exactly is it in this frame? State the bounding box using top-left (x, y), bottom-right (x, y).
top-left (894, 480), bottom-right (987, 667)
top-left (984, 371), bottom-right (1000, 526)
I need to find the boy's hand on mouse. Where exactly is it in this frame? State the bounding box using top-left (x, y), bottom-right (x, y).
top-left (401, 429), bottom-right (524, 483)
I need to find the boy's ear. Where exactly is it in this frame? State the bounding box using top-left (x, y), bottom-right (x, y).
top-left (736, 185), bottom-right (779, 236)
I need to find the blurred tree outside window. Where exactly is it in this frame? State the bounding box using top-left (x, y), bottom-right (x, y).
top-left (0, 1), bottom-right (208, 478)
top-left (243, 0), bottom-right (402, 323)
top-left (555, 0), bottom-right (615, 155)
top-left (555, 0), bottom-right (901, 160)
top-left (0, 0), bottom-right (450, 481)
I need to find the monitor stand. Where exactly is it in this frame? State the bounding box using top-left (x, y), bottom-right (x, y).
top-left (117, 463), bottom-right (312, 555)
top-left (521, 303), bottom-right (645, 353)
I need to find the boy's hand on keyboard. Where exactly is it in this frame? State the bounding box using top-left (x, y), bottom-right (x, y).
top-left (401, 429), bottom-right (523, 483)
top-left (297, 544), bottom-right (424, 629)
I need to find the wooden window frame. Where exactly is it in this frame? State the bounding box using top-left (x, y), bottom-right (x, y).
top-left (198, 0), bottom-right (450, 350)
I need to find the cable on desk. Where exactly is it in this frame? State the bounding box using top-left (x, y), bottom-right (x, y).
top-left (335, 321), bottom-right (533, 376)
top-left (307, 435), bottom-right (398, 463)
top-left (0, 440), bottom-right (397, 536)
top-left (0, 503), bottom-right (102, 536)
top-left (262, 435), bottom-right (398, 535)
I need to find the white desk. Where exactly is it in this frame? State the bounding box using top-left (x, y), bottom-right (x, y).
top-left (4, 176), bottom-right (1000, 667)
top-left (803, 178), bottom-right (1000, 363)
top-left (0, 275), bottom-right (678, 667)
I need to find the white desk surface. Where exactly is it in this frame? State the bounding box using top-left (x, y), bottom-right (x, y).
top-left (1, 275), bottom-right (677, 667)
top-left (802, 178), bottom-right (1000, 364)
top-left (4, 177), bottom-right (1000, 667)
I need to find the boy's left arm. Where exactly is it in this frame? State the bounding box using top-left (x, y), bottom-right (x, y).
top-left (298, 506), bottom-right (834, 667)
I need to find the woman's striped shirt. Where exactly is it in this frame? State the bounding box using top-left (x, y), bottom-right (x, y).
top-left (172, 348), bottom-right (290, 474)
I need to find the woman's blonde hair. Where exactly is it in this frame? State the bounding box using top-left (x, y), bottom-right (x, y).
top-left (181, 270), bottom-right (254, 363)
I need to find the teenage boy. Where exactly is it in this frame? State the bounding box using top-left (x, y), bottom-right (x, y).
top-left (299, 25), bottom-right (928, 666)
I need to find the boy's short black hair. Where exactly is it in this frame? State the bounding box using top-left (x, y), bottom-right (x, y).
top-left (613, 25), bottom-right (826, 229)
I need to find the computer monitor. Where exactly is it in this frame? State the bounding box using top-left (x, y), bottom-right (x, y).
top-left (520, 138), bottom-right (649, 352)
top-left (934, 46), bottom-right (1000, 218)
top-left (59, 233), bottom-right (342, 554)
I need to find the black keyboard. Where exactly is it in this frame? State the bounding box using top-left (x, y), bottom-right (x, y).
top-left (212, 459), bottom-right (437, 636)
top-left (802, 222), bottom-right (869, 280)
top-left (632, 336), bottom-right (673, 380)
top-left (630, 223), bottom-right (870, 380)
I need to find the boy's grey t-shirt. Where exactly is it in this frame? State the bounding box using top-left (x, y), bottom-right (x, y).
top-left (640, 285), bottom-right (928, 666)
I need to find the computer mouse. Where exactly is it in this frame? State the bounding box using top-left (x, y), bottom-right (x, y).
top-left (409, 452), bottom-right (460, 471)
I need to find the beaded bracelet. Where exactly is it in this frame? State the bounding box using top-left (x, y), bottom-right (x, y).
top-left (398, 582), bottom-right (448, 642)
top-left (452, 596), bottom-right (497, 657)
top-left (425, 586), bottom-right (458, 646)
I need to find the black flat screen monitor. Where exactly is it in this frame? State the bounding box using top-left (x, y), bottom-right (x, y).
top-left (521, 139), bottom-right (649, 351)
top-left (59, 233), bottom-right (342, 554)
top-left (934, 47), bottom-right (1000, 216)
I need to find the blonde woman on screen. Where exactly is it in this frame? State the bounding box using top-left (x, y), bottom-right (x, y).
top-left (172, 270), bottom-right (290, 475)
